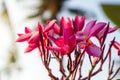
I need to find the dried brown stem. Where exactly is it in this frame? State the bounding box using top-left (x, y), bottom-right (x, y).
top-left (59, 59), bottom-right (66, 78)
top-left (66, 49), bottom-right (85, 80)
top-left (110, 67), bottom-right (120, 80)
top-left (110, 60), bottom-right (114, 75)
top-left (44, 62), bottom-right (59, 80)
top-left (107, 52), bottom-right (111, 80)
top-left (68, 54), bottom-right (72, 72)
top-left (82, 68), bottom-right (102, 80)
top-left (78, 55), bottom-right (84, 80)
top-left (89, 56), bottom-right (92, 67)
top-left (87, 61), bottom-right (96, 80)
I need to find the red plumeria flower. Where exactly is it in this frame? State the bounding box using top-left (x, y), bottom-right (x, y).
top-left (47, 17), bottom-right (76, 56)
top-left (16, 19), bottom-right (59, 53)
top-left (113, 41), bottom-right (120, 56)
top-left (16, 26), bottom-right (40, 52)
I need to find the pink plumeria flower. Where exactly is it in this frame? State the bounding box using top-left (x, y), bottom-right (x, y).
top-left (47, 17), bottom-right (76, 56)
top-left (75, 20), bottom-right (107, 57)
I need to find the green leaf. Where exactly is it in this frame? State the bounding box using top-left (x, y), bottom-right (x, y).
top-left (101, 4), bottom-right (120, 28)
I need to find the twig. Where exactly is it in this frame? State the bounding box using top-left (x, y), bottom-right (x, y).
top-left (44, 62), bottom-right (59, 80)
top-left (87, 62), bottom-right (96, 80)
top-left (110, 67), bottom-right (120, 80)
top-left (78, 54), bottom-right (85, 80)
top-left (89, 56), bottom-right (92, 67)
top-left (66, 49), bottom-right (85, 80)
top-left (82, 68), bottom-right (102, 80)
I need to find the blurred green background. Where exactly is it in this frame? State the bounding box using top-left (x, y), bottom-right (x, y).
top-left (102, 4), bottom-right (120, 28)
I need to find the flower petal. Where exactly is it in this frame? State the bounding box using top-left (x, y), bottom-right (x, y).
top-left (89, 22), bottom-right (106, 37)
top-left (25, 27), bottom-right (32, 33)
top-left (48, 36), bottom-right (64, 47)
top-left (84, 20), bottom-right (96, 36)
top-left (78, 16), bottom-right (86, 30)
top-left (74, 15), bottom-right (79, 32)
top-left (86, 44), bottom-right (101, 57)
top-left (44, 20), bottom-right (56, 32)
top-left (53, 23), bottom-right (60, 34)
top-left (38, 22), bottom-right (44, 31)
top-left (60, 17), bottom-right (64, 35)
top-left (73, 15), bottom-right (85, 32)
top-left (108, 27), bottom-right (117, 33)
top-left (17, 33), bottom-right (24, 36)
top-left (16, 33), bottom-right (32, 42)
top-left (113, 41), bottom-right (120, 50)
top-left (67, 35), bottom-right (76, 52)
top-left (75, 32), bottom-right (85, 42)
top-left (25, 43), bottom-right (38, 53)
top-left (28, 31), bottom-right (40, 43)
top-left (46, 46), bottom-right (69, 56)
top-left (62, 18), bottom-right (74, 44)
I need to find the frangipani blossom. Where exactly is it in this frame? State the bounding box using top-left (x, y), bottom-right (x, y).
top-left (16, 19), bottom-right (60, 53)
top-left (16, 26), bottom-right (40, 52)
top-left (16, 27), bottom-right (32, 42)
top-left (16, 15), bottom-right (118, 58)
top-left (75, 20), bottom-right (106, 57)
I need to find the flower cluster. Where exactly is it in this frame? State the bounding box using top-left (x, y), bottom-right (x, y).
top-left (16, 15), bottom-right (120, 80)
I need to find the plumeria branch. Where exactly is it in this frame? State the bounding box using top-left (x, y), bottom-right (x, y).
top-left (16, 15), bottom-right (120, 80)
